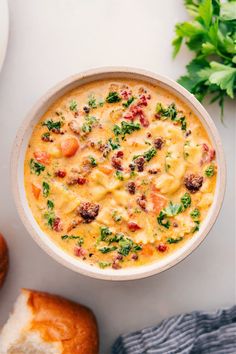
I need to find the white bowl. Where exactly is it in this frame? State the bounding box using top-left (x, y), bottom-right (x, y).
top-left (11, 67), bottom-right (226, 281)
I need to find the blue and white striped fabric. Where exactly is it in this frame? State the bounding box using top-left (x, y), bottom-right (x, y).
top-left (112, 306), bottom-right (236, 354)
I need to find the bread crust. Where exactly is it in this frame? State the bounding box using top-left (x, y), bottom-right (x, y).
top-left (24, 289), bottom-right (99, 354)
top-left (0, 234), bottom-right (9, 289)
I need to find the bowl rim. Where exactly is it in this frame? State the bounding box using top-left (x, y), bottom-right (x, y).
top-left (11, 66), bottom-right (226, 281)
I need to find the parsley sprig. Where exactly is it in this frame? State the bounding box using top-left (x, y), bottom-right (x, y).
top-left (172, 0), bottom-right (236, 116)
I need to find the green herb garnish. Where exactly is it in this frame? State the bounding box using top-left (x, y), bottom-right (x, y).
top-left (106, 91), bottom-right (121, 103)
top-left (30, 159), bottom-right (45, 176)
top-left (192, 220), bottom-right (200, 233)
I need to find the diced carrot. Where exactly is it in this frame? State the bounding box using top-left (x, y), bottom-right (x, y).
top-left (151, 187), bottom-right (167, 214)
top-left (33, 151), bottom-right (50, 165)
top-left (99, 165), bottom-right (113, 175)
top-left (60, 137), bottom-right (79, 157)
top-left (32, 183), bottom-right (41, 199)
top-left (141, 243), bottom-right (154, 257)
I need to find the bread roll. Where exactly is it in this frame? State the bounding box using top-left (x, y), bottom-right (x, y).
top-left (0, 233), bottom-right (8, 289)
top-left (0, 289), bottom-right (99, 354)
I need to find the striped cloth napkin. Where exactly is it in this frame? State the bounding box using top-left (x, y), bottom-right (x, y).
top-left (112, 306), bottom-right (236, 354)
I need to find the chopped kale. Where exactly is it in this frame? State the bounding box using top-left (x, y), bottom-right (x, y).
top-left (205, 164), bottom-right (215, 177)
top-left (157, 210), bottom-right (171, 229)
top-left (181, 193), bottom-right (191, 209)
top-left (99, 246), bottom-right (117, 253)
top-left (47, 200), bottom-right (54, 210)
top-left (123, 96), bottom-right (135, 108)
top-left (190, 208), bottom-right (200, 220)
top-left (30, 159), bottom-right (45, 176)
top-left (82, 116), bottom-right (98, 133)
top-left (166, 237), bottom-right (183, 244)
top-left (106, 91), bottom-right (121, 103)
top-left (88, 155), bottom-right (97, 167)
top-left (115, 170), bottom-right (124, 181)
top-left (42, 119), bottom-right (62, 131)
top-left (61, 235), bottom-right (84, 246)
top-left (165, 201), bottom-right (183, 216)
top-left (108, 137), bottom-right (120, 150)
top-left (143, 147), bottom-right (157, 162)
top-left (113, 121), bottom-right (141, 140)
top-left (98, 261), bottom-right (111, 269)
top-left (69, 100), bottom-right (78, 112)
top-left (100, 226), bottom-right (112, 241)
top-left (42, 182), bottom-right (50, 197)
top-left (88, 95), bottom-right (97, 109)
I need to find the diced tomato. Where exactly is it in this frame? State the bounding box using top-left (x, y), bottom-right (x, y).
top-left (127, 221), bottom-right (141, 232)
top-left (141, 243), bottom-right (154, 257)
top-left (55, 170), bottom-right (66, 178)
top-left (60, 137), bottom-right (79, 157)
top-left (33, 151), bottom-right (50, 165)
top-left (31, 183), bottom-right (41, 199)
top-left (151, 188), bottom-right (167, 213)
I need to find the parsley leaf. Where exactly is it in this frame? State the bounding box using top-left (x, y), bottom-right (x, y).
top-left (172, 0), bottom-right (236, 116)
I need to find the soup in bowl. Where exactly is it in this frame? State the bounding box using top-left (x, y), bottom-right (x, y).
top-left (12, 68), bottom-right (225, 280)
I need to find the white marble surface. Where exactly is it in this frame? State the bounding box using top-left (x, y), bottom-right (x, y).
top-left (0, 1), bottom-right (235, 353)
